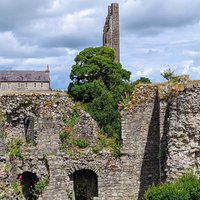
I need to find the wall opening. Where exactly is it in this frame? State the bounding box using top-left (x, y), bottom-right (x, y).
top-left (19, 171), bottom-right (39, 200)
top-left (73, 169), bottom-right (98, 200)
top-left (24, 116), bottom-right (35, 144)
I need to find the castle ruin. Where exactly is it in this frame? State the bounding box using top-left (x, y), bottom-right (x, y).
top-left (0, 80), bottom-right (200, 199)
top-left (0, 3), bottom-right (200, 200)
top-left (103, 3), bottom-right (120, 63)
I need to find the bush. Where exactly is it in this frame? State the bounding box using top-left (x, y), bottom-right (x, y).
top-left (59, 131), bottom-right (89, 150)
top-left (92, 131), bottom-right (121, 157)
top-left (59, 131), bottom-right (71, 144)
top-left (74, 138), bottom-right (89, 149)
top-left (161, 68), bottom-right (175, 81)
top-left (145, 173), bottom-right (200, 200)
top-left (8, 138), bottom-right (24, 159)
top-left (30, 176), bottom-right (49, 197)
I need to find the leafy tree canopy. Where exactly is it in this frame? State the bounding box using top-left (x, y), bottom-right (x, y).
top-left (68, 46), bottom-right (150, 138)
top-left (68, 47), bottom-right (131, 103)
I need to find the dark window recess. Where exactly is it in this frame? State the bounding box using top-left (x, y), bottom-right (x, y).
top-left (24, 117), bottom-right (36, 144)
top-left (73, 169), bottom-right (98, 200)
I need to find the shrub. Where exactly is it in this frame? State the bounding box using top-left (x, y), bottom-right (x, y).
top-left (92, 131), bottom-right (121, 157)
top-left (8, 138), bottom-right (24, 159)
top-left (30, 176), bottom-right (49, 197)
top-left (74, 138), bottom-right (89, 149)
top-left (145, 173), bottom-right (200, 200)
top-left (161, 68), bottom-right (175, 81)
top-left (59, 131), bottom-right (71, 144)
top-left (59, 131), bottom-right (89, 150)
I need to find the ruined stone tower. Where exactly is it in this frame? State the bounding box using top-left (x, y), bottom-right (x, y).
top-left (103, 3), bottom-right (120, 63)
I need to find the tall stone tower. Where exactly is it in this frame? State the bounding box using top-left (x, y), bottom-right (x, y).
top-left (103, 3), bottom-right (120, 63)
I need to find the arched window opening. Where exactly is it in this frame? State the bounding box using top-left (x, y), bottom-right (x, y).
top-left (24, 116), bottom-right (35, 144)
top-left (18, 172), bottom-right (39, 200)
top-left (73, 169), bottom-right (98, 200)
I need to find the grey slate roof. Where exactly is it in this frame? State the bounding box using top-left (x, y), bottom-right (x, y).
top-left (0, 70), bottom-right (50, 82)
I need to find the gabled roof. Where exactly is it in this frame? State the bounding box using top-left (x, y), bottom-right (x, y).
top-left (0, 70), bottom-right (50, 82)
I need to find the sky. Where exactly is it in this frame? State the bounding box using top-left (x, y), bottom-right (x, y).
top-left (0, 0), bottom-right (200, 89)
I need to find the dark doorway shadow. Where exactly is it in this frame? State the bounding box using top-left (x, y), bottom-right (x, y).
top-left (19, 171), bottom-right (39, 200)
top-left (73, 169), bottom-right (98, 200)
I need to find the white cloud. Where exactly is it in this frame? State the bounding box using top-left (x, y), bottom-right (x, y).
top-left (0, 0), bottom-right (200, 89)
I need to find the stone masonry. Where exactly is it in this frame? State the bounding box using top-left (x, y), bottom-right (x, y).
top-left (121, 81), bottom-right (200, 199)
top-left (0, 81), bottom-right (200, 200)
top-left (0, 91), bottom-right (136, 200)
top-left (103, 3), bottom-right (120, 63)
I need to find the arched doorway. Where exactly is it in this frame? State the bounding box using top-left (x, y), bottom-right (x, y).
top-left (73, 169), bottom-right (98, 200)
top-left (18, 171), bottom-right (38, 200)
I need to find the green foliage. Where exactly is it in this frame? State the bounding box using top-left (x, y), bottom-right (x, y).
top-left (0, 111), bottom-right (5, 123)
top-left (145, 173), bottom-right (200, 200)
top-left (132, 77), bottom-right (151, 87)
top-left (59, 131), bottom-right (71, 144)
top-left (8, 138), bottom-right (24, 159)
top-left (59, 131), bottom-right (89, 150)
top-left (74, 138), bottom-right (89, 149)
top-left (11, 181), bottom-right (23, 199)
top-left (68, 46), bottom-right (132, 138)
top-left (92, 131), bottom-right (121, 157)
top-left (118, 77), bottom-right (151, 111)
top-left (30, 176), bottom-right (49, 197)
top-left (161, 68), bottom-right (175, 81)
top-left (60, 105), bottom-right (89, 151)
top-left (63, 107), bottom-right (79, 127)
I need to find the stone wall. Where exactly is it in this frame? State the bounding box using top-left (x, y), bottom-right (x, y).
top-left (121, 85), bottom-right (160, 199)
top-left (0, 91), bottom-right (136, 200)
top-left (103, 3), bottom-right (120, 63)
top-left (166, 83), bottom-right (200, 180)
top-left (0, 82), bottom-right (50, 91)
top-left (121, 81), bottom-right (200, 199)
top-left (0, 82), bottom-right (200, 200)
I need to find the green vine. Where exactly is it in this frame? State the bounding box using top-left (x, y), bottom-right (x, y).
top-left (30, 176), bottom-right (49, 197)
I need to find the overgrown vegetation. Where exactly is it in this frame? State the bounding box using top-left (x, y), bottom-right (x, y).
top-left (60, 131), bottom-right (89, 150)
top-left (0, 111), bottom-right (5, 123)
top-left (8, 138), bottom-right (24, 159)
top-left (92, 130), bottom-right (121, 157)
top-left (63, 106), bottom-right (79, 127)
top-left (145, 173), bottom-right (200, 200)
top-left (161, 68), bottom-right (189, 84)
top-left (158, 68), bottom-right (190, 100)
top-left (60, 105), bottom-right (89, 154)
top-left (30, 176), bottom-right (49, 198)
top-left (161, 68), bottom-right (175, 81)
top-left (11, 181), bottom-right (23, 199)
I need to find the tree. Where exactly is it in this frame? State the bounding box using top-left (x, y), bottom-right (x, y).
top-left (68, 46), bottom-right (131, 137)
